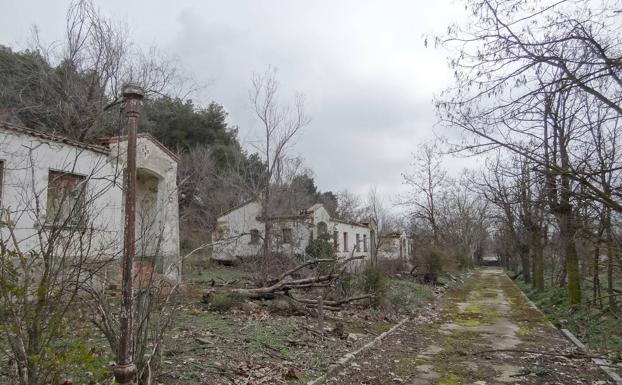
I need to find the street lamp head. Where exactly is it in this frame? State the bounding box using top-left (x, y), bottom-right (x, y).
top-left (122, 84), bottom-right (144, 117)
top-left (122, 84), bottom-right (145, 100)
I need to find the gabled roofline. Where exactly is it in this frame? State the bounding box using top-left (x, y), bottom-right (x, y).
top-left (0, 121), bottom-right (180, 164)
top-left (379, 231), bottom-right (413, 239)
top-left (0, 121), bottom-right (110, 155)
top-left (330, 217), bottom-right (373, 229)
top-left (100, 133), bottom-right (179, 162)
top-left (218, 200), bottom-right (375, 230)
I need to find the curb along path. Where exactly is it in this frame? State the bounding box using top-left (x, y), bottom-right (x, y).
top-left (320, 268), bottom-right (613, 384)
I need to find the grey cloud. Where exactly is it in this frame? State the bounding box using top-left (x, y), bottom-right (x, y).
top-left (0, 0), bottom-right (459, 208)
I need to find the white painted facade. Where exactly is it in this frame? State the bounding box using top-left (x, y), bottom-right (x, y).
top-left (0, 122), bottom-right (181, 281)
top-left (213, 201), bottom-right (377, 267)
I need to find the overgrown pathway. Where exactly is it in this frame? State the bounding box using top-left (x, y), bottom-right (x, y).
top-left (323, 268), bottom-right (612, 384)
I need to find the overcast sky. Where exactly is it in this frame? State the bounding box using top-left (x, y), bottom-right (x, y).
top-left (0, 0), bottom-right (465, 205)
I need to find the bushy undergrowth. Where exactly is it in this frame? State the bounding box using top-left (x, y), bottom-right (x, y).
top-left (360, 266), bottom-right (388, 297)
top-left (305, 234), bottom-right (337, 260)
top-left (386, 279), bottom-right (434, 306)
top-left (518, 282), bottom-right (622, 355)
top-left (332, 265), bottom-right (434, 312)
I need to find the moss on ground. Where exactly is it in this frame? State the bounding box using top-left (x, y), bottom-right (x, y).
top-left (454, 319), bottom-right (480, 327)
top-left (436, 374), bottom-right (463, 385)
top-left (397, 355), bottom-right (424, 375)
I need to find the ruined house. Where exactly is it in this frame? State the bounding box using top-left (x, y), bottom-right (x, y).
top-left (0, 121), bottom-right (181, 281)
top-left (377, 231), bottom-right (414, 265)
top-left (213, 201), bottom-right (377, 265)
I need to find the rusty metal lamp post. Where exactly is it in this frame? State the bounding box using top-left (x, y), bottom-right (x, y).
top-left (113, 84), bottom-right (144, 385)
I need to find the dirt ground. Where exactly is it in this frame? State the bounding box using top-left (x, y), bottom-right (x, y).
top-left (322, 268), bottom-right (614, 385)
top-left (156, 269), bottom-right (439, 384)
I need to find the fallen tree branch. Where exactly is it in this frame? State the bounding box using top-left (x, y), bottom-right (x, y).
top-left (268, 258), bottom-right (337, 284)
top-left (288, 294), bottom-right (373, 307)
top-left (203, 255), bottom-right (366, 302)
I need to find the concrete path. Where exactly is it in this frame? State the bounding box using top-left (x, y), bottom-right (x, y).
top-left (323, 268), bottom-right (612, 385)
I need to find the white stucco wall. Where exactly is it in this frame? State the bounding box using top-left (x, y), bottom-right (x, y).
top-left (213, 202), bottom-right (375, 269)
top-left (212, 201), bottom-right (264, 260)
top-left (0, 127), bottom-right (122, 257)
top-left (0, 125), bottom-right (181, 281)
top-left (108, 136), bottom-right (180, 279)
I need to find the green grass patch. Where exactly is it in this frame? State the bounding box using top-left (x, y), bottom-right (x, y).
top-left (437, 374), bottom-right (463, 385)
top-left (397, 355), bottom-right (423, 375)
top-left (370, 322), bottom-right (392, 334)
top-left (384, 278), bottom-right (435, 312)
top-left (243, 324), bottom-right (298, 357)
top-left (516, 279), bottom-right (622, 354)
top-left (517, 326), bottom-right (532, 336)
top-left (208, 292), bottom-right (246, 311)
top-left (454, 319), bottom-right (480, 327)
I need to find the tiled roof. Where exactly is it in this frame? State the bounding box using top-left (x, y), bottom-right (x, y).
top-left (0, 121), bottom-right (110, 154)
top-left (0, 121), bottom-right (179, 163)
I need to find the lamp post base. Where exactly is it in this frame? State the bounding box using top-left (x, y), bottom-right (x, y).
top-left (113, 362), bottom-right (137, 385)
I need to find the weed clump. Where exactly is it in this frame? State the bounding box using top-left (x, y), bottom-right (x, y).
top-left (359, 266), bottom-right (387, 305)
top-left (208, 292), bottom-right (245, 311)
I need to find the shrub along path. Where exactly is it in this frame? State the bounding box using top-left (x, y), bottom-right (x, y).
top-left (323, 268), bottom-right (613, 384)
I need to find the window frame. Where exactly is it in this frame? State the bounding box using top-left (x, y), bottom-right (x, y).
top-left (282, 228), bottom-right (293, 244)
top-left (249, 229), bottom-right (260, 245)
top-left (45, 169), bottom-right (88, 228)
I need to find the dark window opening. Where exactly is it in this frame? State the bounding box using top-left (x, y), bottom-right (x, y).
top-left (249, 229), bottom-right (260, 244)
top-left (282, 228), bottom-right (292, 244)
top-left (317, 221), bottom-right (328, 235)
top-left (46, 170), bottom-right (86, 226)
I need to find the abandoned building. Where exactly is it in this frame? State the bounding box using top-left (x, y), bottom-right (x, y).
top-left (377, 231), bottom-right (414, 264)
top-left (0, 121), bottom-right (181, 281)
top-left (213, 201), bottom-right (377, 265)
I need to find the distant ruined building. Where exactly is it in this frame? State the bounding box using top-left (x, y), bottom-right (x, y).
top-left (213, 201), bottom-right (378, 266)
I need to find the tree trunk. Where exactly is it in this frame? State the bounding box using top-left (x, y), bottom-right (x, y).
top-left (532, 244), bottom-right (544, 292)
top-left (520, 244), bottom-right (531, 284)
top-left (558, 202), bottom-right (581, 304)
top-left (261, 190), bottom-right (273, 285)
top-left (592, 244), bottom-right (602, 308)
top-left (606, 235), bottom-right (616, 310)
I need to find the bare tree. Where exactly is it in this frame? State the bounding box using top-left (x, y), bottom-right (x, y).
top-left (248, 67), bottom-right (310, 282)
top-left (0, 0), bottom-right (190, 141)
top-left (335, 189), bottom-right (363, 222)
top-left (436, 0), bottom-right (622, 304)
top-left (0, 141), bottom-right (121, 385)
top-left (402, 140), bottom-right (448, 245)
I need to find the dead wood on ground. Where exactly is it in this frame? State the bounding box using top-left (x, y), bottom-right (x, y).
top-left (202, 255), bottom-right (365, 307)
